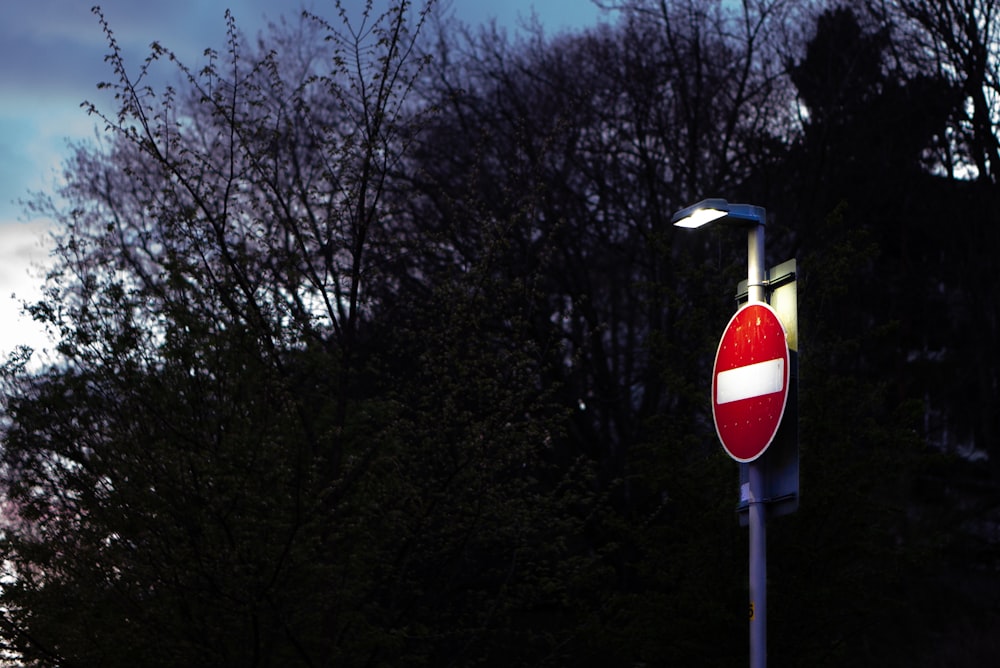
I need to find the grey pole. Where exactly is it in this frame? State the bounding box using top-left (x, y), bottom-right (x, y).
top-left (747, 222), bottom-right (767, 668)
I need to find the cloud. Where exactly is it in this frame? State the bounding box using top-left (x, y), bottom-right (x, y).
top-left (0, 220), bottom-right (55, 360)
top-left (0, 220), bottom-right (51, 287)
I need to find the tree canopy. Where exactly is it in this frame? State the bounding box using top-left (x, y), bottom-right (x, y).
top-left (1, 0), bottom-right (998, 665)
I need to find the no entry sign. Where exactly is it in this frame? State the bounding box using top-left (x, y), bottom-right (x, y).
top-left (712, 303), bottom-right (790, 462)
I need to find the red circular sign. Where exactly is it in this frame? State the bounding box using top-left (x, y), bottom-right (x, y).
top-left (712, 303), bottom-right (790, 462)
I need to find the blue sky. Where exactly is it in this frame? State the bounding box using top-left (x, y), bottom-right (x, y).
top-left (0, 0), bottom-right (609, 360)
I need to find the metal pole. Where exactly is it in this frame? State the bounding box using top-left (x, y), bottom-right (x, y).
top-left (747, 221), bottom-right (766, 305)
top-left (747, 223), bottom-right (767, 668)
top-left (748, 462), bottom-right (767, 667)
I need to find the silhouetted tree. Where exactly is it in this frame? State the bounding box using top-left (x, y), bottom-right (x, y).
top-left (782, 7), bottom-right (1000, 663)
top-left (0, 4), bottom-right (606, 666)
top-left (868, 0), bottom-right (1000, 183)
top-left (4, 1), bottom-right (999, 665)
top-left (404, 0), bottom-right (805, 508)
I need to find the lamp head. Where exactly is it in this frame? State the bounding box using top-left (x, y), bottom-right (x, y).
top-left (671, 198), bottom-right (766, 228)
top-left (671, 198), bottom-right (730, 228)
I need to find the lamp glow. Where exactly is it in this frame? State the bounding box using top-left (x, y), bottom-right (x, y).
top-left (673, 207), bottom-right (728, 228)
top-left (671, 198), bottom-right (765, 229)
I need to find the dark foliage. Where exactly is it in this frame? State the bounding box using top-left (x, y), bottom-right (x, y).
top-left (0, 1), bottom-right (998, 666)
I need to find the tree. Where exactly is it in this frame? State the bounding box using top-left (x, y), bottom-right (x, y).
top-left (404, 0), bottom-right (808, 511)
top-left (787, 4), bottom-right (1000, 470)
top-left (864, 0), bottom-right (1000, 472)
top-left (6, 1), bottom-right (999, 664)
top-left (868, 0), bottom-right (1000, 182)
top-left (0, 3), bottom-right (608, 666)
top-left (780, 7), bottom-right (1000, 663)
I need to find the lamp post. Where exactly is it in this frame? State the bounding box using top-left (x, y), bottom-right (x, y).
top-left (672, 198), bottom-right (769, 668)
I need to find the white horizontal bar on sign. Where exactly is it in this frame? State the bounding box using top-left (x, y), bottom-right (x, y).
top-left (716, 358), bottom-right (784, 404)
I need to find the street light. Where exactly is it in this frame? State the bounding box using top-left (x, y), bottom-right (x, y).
top-left (671, 198), bottom-right (767, 304)
top-left (672, 197), bottom-right (770, 668)
top-left (671, 198), bottom-right (764, 229)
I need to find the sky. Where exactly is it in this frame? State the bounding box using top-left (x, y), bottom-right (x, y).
top-left (0, 0), bottom-right (609, 363)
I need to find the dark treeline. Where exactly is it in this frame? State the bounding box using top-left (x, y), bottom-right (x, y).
top-left (0, 0), bottom-right (997, 665)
